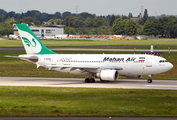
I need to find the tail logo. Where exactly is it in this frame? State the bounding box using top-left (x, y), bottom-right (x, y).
top-left (19, 29), bottom-right (42, 54)
top-left (22, 37), bottom-right (37, 47)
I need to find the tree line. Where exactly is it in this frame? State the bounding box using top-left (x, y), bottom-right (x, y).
top-left (0, 9), bottom-right (177, 38)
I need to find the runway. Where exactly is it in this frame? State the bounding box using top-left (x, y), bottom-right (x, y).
top-left (0, 77), bottom-right (177, 90)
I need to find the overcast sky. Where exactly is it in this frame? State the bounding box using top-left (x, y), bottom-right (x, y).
top-left (0, 0), bottom-right (177, 16)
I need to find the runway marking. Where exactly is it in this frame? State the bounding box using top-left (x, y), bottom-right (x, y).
top-left (145, 85), bottom-right (177, 87)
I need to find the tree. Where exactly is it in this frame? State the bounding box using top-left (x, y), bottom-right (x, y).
top-left (164, 21), bottom-right (177, 38)
top-left (0, 15), bottom-right (5, 23)
top-left (14, 13), bottom-right (20, 19)
top-left (142, 9), bottom-right (148, 24)
top-left (143, 18), bottom-right (162, 36)
top-left (143, 21), bottom-right (152, 36)
top-left (172, 24), bottom-right (177, 38)
top-left (6, 11), bottom-right (15, 18)
top-left (78, 12), bottom-right (94, 19)
top-left (24, 16), bottom-right (34, 25)
top-left (109, 14), bottom-right (116, 27)
top-left (34, 12), bottom-right (41, 26)
top-left (84, 17), bottom-right (94, 27)
top-left (25, 10), bottom-right (41, 18)
top-left (64, 27), bottom-right (75, 35)
top-left (73, 18), bottom-right (84, 28)
top-left (121, 15), bottom-right (129, 20)
top-left (69, 27), bottom-right (75, 35)
top-left (54, 19), bottom-right (63, 25)
top-left (34, 12), bottom-right (41, 21)
top-left (112, 18), bottom-right (126, 35)
top-left (0, 18), bottom-right (13, 36)
top-left (0, 9), bottom-right (7, 16)
top-left (25, 11), bottom-right (32, 17)
top-left (150, 19), bottom-right (162, 36)
top-left (124, 19), bottom-right (137, 35)
top-left (159, 16), bottom-right (177, 37)
top-left (63, 16), bottom-right (75, 27)
top-left (21, 13), bottom-right (25, 19)
top-left (128, 12), bottom-right (133, 18)
top-left (139, 9), bottom-right (148, 25)
top-left (52, 12), bottom-right (61, 19)
top-left (34, 20), bottom-right (41, 26)
top-left (93, 17), bottom-right (107, 27)
top-left (62, 11), bottom-right (72, 19)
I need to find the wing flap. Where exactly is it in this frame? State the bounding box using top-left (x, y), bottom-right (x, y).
top-left (47, 65), bottom-right (123, 73)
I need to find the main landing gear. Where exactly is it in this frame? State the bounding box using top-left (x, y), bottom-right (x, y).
top-left (85, 73), bottom-right (95, 83)
top-left (147, 75), bottom-right (152, 83)
top-left (85, 78), bottom-right (95, 83)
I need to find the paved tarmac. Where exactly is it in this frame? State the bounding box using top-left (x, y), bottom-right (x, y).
top-left (0, 77), bottom-right (177, 90)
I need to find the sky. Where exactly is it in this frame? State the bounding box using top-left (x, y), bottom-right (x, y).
top-left (0, 0), bottom-right (177, 17)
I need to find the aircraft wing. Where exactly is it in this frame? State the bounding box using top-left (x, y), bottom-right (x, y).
top-left (47, 65), bottom-right (123, 73)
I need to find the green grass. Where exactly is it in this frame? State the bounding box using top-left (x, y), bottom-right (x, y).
top-left (0, 39), bottom-right (177, 47)
top-left (0, 50), bottom-right (176, 80)
top-left (0, 86), bottom-right (176, 117)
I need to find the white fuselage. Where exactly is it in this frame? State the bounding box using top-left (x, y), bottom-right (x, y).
top-left (20, 54), bottom-right (173, 76)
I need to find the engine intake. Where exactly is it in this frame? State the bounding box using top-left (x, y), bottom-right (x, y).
top-left (96, 70), bottom-right (118, 81)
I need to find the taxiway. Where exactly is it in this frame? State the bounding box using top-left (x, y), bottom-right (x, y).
top-left (0, 77), bottom-right (177, 90)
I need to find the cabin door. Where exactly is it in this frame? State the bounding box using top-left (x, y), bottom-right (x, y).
top-left (146, 57), bottom-right (152, 67)
top-left (51, 57), bottom-right (57, 65)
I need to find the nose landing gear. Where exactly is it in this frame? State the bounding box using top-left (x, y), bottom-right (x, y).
top-left (147, 75), bottom-right (152, 83)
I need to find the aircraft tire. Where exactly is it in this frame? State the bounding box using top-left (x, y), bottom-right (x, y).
top-left (90, 78), bottom-right (95, 83)
top-left (147, 79), bottom-right (152, 83)
top-left (85, 78), bottom-right (90, 83)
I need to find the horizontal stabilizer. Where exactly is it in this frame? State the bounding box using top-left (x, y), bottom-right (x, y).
top-left (5, 55), bottom-right (19, 58)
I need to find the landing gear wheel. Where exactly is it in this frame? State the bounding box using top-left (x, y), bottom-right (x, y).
top-left (147, 79), bottom-right (152, 83)
top-left (85, 78), bottom-right (95, 83)
top-left (90, 78), bottom-right (95, 83)
top-left (85, 78), bottom-right (90, 83)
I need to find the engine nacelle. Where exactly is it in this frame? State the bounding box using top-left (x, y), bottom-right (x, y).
top-left (125, 75), bottom-right (142, 79)
top-left (96, 70), bottom-right (119, 81)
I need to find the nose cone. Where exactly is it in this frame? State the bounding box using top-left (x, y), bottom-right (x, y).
top-left (167, 62), bottom-right (173, 71)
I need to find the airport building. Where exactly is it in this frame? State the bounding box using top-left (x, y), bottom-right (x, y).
top-left (14, 25), bottom-right (65, 39)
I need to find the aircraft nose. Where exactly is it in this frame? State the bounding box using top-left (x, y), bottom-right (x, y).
top-left (167, 62), bottom-right (173, 70)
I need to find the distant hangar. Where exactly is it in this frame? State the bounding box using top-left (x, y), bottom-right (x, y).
top-left (14, 25), bottom-right (65, 39)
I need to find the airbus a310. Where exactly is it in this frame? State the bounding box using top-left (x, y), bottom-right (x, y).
top-left (8, 24), bottom-right (173, 83)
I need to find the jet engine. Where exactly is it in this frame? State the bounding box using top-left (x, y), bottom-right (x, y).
top-left (125, 75), bottom-right (142, 79)
top-left (96, 70), bottom-right (118, 81)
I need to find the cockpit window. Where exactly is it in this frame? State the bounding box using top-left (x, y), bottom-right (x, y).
top-left (159, 60), bottom-right (168, 63)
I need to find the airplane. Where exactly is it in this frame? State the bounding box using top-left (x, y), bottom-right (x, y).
top-left (9, 24), bottom-right (173, 83)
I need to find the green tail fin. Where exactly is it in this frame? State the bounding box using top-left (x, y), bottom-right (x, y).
top-left (16, 24), bottom-right (57, 54)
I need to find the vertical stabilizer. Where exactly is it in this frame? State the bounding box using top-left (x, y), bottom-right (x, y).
top-left (16, 24), bottom-right (57, 54)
